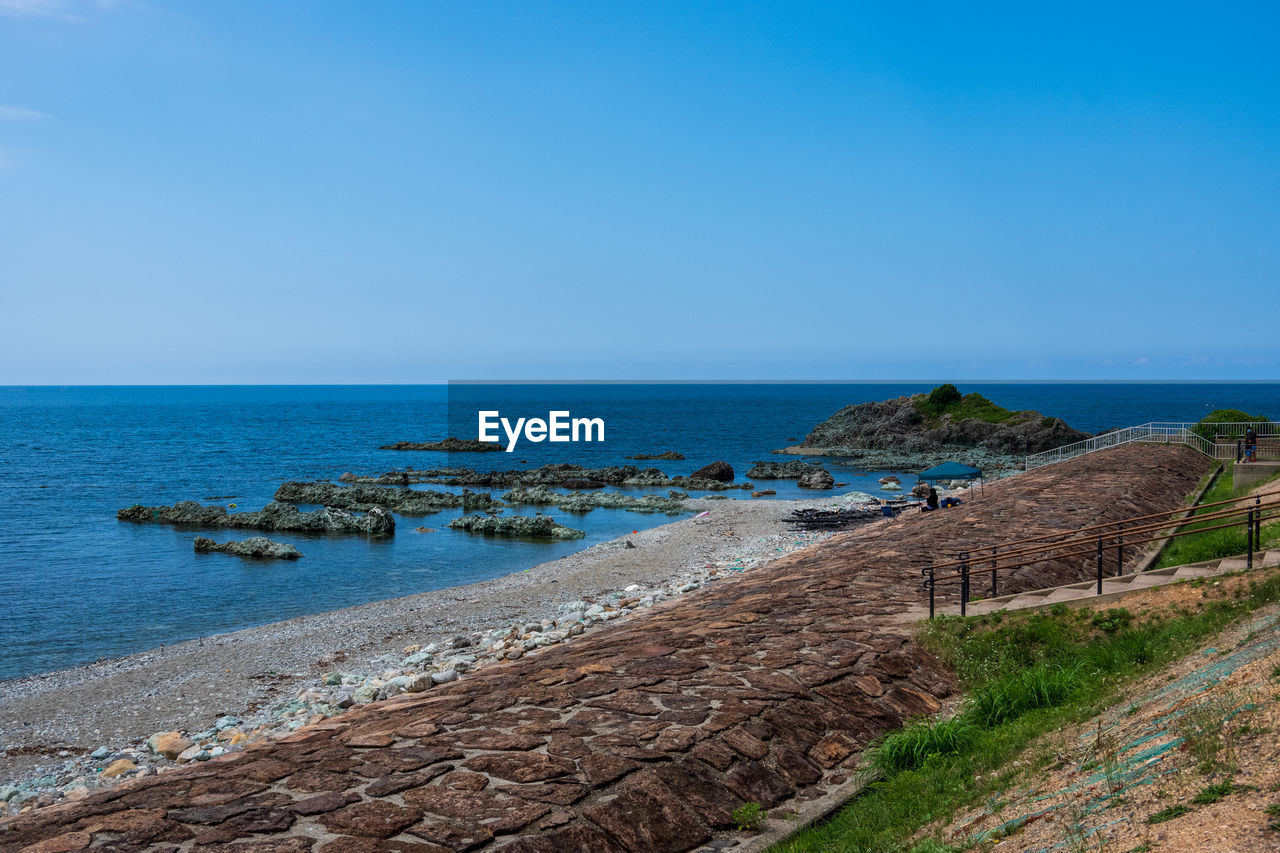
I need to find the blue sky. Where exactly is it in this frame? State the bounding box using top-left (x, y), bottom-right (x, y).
top-left (1, 1), bottom-right (1277, 382)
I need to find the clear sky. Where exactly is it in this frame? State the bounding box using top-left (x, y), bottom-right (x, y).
top-left (1, 1), bottom-right (1277, 383)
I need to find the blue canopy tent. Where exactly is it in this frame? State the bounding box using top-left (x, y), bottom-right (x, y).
top-left (916, 461), bottom-right (984, 497)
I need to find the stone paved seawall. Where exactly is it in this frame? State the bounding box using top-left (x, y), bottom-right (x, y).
top-left (0, 445), bottom-right (1210, 853)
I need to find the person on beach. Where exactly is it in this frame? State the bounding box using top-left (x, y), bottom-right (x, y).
top-left (921, 487), bottom-right (939, 512)
top-left (1246, 426), bottom-right (1258, 463)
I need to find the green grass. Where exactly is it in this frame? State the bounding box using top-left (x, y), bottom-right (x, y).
top-left (1146, 805), bottom-right (1192, 824)
top-left (1154, 465), bottom-right (1280, 569)
top-left (914, 385), bottom-right (1026, 427)
top-left (770, 569), bottom-right (1280, 853)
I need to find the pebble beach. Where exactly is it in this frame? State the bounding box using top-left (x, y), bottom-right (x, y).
top-left (0, 489), bottom-right (885, 815)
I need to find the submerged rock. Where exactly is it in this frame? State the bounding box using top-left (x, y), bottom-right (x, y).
top-left (447, 514), bottom-right (586, 539)
top-left (273, 481), bottom-right (497, 515)
top-left (193, 537), bottom-right (302, 560)
top-left (118, 501), bottom-right (395, 536)
top-left (625, 451), bottom-right (685, 460)
top-left (379, 437), bottom-right (504, 452)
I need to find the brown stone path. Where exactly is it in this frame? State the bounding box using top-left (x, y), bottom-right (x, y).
top-left (0, 445), bottom-right (1210, 853)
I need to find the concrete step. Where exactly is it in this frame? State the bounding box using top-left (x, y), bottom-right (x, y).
top-left (1172, 566), bottom-right (1219, 578)
top-left (1043, 587), bottom-right (1096, 604)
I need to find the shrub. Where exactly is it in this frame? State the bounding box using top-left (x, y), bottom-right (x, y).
top-left (927, 383), bottom-right (962, 411)
top-left (1192, 409), bottom-right (1271, 441)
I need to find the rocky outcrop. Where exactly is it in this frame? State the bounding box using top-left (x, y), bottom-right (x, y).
top-left (625, 451), bottom-right (685, 460)
top-left (342, 464), bottom-right (751, 491)
top-left (193, 537), bottom-right (302, 559)
top-left (274, 481), bottom-right (497, 515)
top-left (117, 501), bottom-right (395, 536)
top-left (747, 460), bottom-right (826, 480)
top-left (447, 514), bottom-right (586, 539)
top-left (502, 486), bottom-right (689, 515)
top-left (798, 469), bottom-right (836, 489)
top-left (784, 393), bottom-right (1090, 472)
top-left (379, 438), bottom-right (504, 452)
top-left (690, 461), bottom-right (734, 482)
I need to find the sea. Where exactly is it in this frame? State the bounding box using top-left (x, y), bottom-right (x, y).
top-left (1, 383), bottom-right (1277, 682)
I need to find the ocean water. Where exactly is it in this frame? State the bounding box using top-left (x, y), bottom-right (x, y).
top-left (1, 383), bottom-right (1276, 681)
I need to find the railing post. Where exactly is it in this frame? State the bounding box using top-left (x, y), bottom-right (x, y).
top-left (923, 567), bottom-right (935, 620)
top-left (991, 546), bottom-right (998, 598)
top-left (1257, 496), bottom-right (1263, 544)
top-left (960, 552), bottom-right (969, 617)
top-left (1096, 536), bottom-right (1103, 595)
top-left (1116, 524), bottom-right (1124, 577)
top-left (1247, 508), bottom-right (1255, 569)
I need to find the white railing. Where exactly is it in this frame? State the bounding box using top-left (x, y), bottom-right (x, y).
top-left (1025, 422), bottom-right (1278, 471)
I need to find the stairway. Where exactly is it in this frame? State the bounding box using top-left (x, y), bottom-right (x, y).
top-left (956, 550), bottom-right (1280, 617)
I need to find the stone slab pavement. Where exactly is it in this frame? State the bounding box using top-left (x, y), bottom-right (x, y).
top-left (0, 445), bottom-right (1211, 853)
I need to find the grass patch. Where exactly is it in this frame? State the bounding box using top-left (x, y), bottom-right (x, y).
top-left (1153, 465), bottom-right (1280, 569)
top-left (1146, 805), bottom-right (1191, 824)
top-left (1192, 780), bottom-right (1238, 804)
top-left (770, 568), bottom-right (1280, 853)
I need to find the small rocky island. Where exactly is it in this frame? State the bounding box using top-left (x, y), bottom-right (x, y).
top-left (447, 514), bottom-right (586, 539)
top-left (117, 501), bottom-right (395, 536)
top-left (781, 384), bottom-right (1090, 473)
top-left (379, 437), bottom-right (504, 452)
top-left (193, 537), bottom-right (302, 559)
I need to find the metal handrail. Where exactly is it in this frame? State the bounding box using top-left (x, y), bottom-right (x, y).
top-left (921, 495), bottom-right (1275, 618)
top-left (1025, 421), bottom-right (1279, 471)
top-left (927, 487), bottom-right (1280, 571)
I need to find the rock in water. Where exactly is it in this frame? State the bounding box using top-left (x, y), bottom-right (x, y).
top-left (274, 480), bottom-right (497, 515)
top-left (747, 460), bottom-right (826, 479)
top-left (379, 437), bottom-right (504, 452)
top-left (690, 461), bottom-right (735, 482)
top-left (798, 470), bottom-right (836, 489)
top-left (193, 536), bottom-right (302, 559)
top-left (625, 451), bottom-right (685, 460)
top-left (117, 501), bottom-right (395, 536)
top-left (447, 515), bottom-right (586, 540)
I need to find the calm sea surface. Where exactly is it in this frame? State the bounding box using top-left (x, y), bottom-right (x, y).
top-left (1, 383), bottom-right (1276, 681)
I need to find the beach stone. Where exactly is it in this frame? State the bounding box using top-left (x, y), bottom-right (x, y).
top-left (388, 674), bottom-right (431, 693)
top-left (403, 651), bottom-right (433, 667)
top-left (430, 669), bottom-right (458, 685)
top-left (146, 731), bottom-right (192, 759)
top-left (176, 745), bottom-right (204, 764)
top-left (89, 746), bottom-right (111, 761)
top-left (100, 759), bottom-right (136, 779)
top-left (215, 715), bottom-right (241, 730)
top-left (351, 684), bottom-right (381, 704)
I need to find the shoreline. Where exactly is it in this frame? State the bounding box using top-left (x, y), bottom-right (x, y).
top-left (0, 489), bottom-right (885, 810)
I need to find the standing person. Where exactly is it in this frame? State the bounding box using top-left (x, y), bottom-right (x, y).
top-left (1245, 425), bottom-right (1258, 463)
